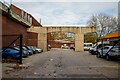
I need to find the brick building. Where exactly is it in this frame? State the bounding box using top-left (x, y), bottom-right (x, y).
top-left (0, 2), bottom-right (42, 47)
top-left (10, 4), bottom-right (42, 26)
top-left (104, 31), bottom-right (120, 46)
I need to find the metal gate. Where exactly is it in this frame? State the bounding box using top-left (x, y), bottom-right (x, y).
top-left (0, 34), bottom-right (23, 64)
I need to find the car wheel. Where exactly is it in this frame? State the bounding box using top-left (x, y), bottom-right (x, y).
top-left (106, 54), bottom-right (110, 61)
top-left (91, 52), bottom-right (94, 55)
top-left (6, 55), bottom-right (12, 59)
top-left (91, 53), bottom-right (93, 55)
top-left (96, 53), bottom-right (101, 58)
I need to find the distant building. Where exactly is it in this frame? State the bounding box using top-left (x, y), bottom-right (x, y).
top-left (104, 31), bottom-right (120, 46)
top-left (47, 32), bottom-right (75, 48)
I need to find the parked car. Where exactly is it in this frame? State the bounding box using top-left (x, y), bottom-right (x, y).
top-left (89, 41), bottom-right (110, 55)
top-left (70, 44), bottom-right (75, 50)
top-left (13, 46), bottom-right (29, 57)
top-left (34, 47), bottom-right (43, 53)
top-left (1, 47), bottom-right (23, 59)
top-left (96, 45), bottom-right (120, 60)
top-left (61, 44), bottom-right (69, 49)
top-left (84, 43), bottom-right (93, 51)
top-left (48, 44), bottom-right (51, 49)
top-left (23, 46), bottom-right (33, 55)
top-left (25, 46), bottom-right (36, 54)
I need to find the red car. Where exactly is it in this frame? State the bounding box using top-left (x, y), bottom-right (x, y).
top-left (70, 44), bottom-right (75, 50)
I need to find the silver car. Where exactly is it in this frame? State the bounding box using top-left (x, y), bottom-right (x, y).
top-left (96, 46), bottom-right (120, 60)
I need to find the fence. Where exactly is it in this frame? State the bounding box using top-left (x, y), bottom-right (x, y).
top-left (1, 34), bottom-right (23, 64)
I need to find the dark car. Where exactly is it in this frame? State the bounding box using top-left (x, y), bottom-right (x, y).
top-left (25, 46), bottom-right (37, 54)
top-left (1, 48), bottom-right (22, 59)
top-left (23, 46), bottom-right (33, 55)
top-left (28, 46), bottom-right (43, 53)
top-left (13, 46), bottom-right (29, 57)
top-left (70, 44), bottom-right (75, 50)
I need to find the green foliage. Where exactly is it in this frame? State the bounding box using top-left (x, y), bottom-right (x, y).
top-left (84, 33), bottom-right (98, 43)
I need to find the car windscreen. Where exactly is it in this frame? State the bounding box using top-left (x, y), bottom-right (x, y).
top-left (25, 46), bottom-right (31, 50)
top-left (22, 47), bottom-right (28, 50)
top-left (112, 47), bottom-right (120, 51)
top-left (14, 47), bottom-right (20, 50)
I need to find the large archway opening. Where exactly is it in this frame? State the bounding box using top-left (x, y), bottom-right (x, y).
top-left (47, 32), bottom-right (75, 50)
top-left (28, 26), bottom-right (96, 51)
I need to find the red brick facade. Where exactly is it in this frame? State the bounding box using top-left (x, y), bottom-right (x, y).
top-left (27, 32), bottom-right (38, 46)
top-left (10, 4), bottom-right (42, 26)
top-left (47, 33), bottom-right (74, 48)
top-left (2, 13), bottom-right (29, 47)
top-left (1, 3), bottom-right (41, 47)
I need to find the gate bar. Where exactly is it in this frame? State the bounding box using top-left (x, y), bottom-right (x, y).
top-left (2, 36), bottom-right (20, 52)
top-left (19, 34), bottom-right (22, 64)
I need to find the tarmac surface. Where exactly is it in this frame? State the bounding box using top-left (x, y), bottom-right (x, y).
top-left (2, 48), bottom-right (120, 80)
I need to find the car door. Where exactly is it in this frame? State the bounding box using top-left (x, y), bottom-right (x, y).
top-left (2, 49), bottom-right (11, 58)
top-left (101, 47), bottom-right (110, 56)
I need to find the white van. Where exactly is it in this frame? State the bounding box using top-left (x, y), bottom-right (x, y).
top-left (84, 43), bottom-right (93, 51)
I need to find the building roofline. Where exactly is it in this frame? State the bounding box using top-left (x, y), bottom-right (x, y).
top-left (104, 31), bottom-right (120, 39)
top-left (10, 4), bottom-right (42, 27)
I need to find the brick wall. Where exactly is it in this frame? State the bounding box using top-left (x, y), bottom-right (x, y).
top-left (1, 3), bottom-right (39, 47)
top-left (27, 32), bottom-right (38, 46)
top-left (47, 33), bottom-right (74, 48)
top-left (2, 14), bottom-right (28, 47)
top-left (10, 4), bottom-right (42, 26)
top-left (2, 14), bottom-right (39, 47)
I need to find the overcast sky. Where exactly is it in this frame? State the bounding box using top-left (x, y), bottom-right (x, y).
top-left (1, 0), bottom-right (119, 26)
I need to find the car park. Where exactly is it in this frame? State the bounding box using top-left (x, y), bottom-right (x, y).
top-left (1, 45), bottom-right (43, 60)
top-left (96, 45), bottom-right (120, 60)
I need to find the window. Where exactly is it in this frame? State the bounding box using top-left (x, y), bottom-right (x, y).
top-left (28, 15), bottom-right (30, 22)
top-left (30, 17), bottom-right (32, 24)
top-left (84, 44), bottom-right (87, 47)
top-left (103, 47), bottom-right (109, 50)
top-left (21, 10), bottom-right (24, 18)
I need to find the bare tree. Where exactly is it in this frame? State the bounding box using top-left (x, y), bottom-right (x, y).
top-left (88, 13), bottom-right (118, 39)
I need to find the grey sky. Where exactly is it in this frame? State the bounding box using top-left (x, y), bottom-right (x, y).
top-left (1, 0), bottom-right (119, 26)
